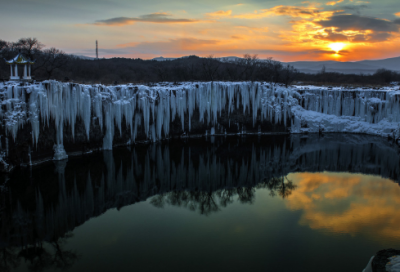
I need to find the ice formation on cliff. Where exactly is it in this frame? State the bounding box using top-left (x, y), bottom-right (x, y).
top-left (0, 81), bottom-right (399, 160)
top-left (291, 87), bottom-right (400, 137)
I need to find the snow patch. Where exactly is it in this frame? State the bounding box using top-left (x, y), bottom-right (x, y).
top-left (53, 144), bottom-right (68, 161)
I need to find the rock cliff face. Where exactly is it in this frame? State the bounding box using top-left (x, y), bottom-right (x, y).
top-left (0, 80), bottom-right (399, 169)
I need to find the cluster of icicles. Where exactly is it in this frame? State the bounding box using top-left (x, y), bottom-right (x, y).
top-left (1, 81), bottom-right (297, 159)
top-left (300, 89), bottom-right (400, 124)
top-left (1, 81), bottom-right (400, 160)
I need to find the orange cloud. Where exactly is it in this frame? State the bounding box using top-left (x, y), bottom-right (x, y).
top-left (206, 10), bottom-right (232, 19)
top-left (286, 172), bottom-right (400, 243)
top-left (94, 12), bottom-right (200, 26)
top-left (395, 12), bottom-right (400, 17)
top-left (234, 5), bottom-right (333, 19)
top-left (116, 42), bottom-right (139, 48)
top-left (122, 38), bottom-right (221, 52)
top-left (326, 0), bottom-right (344, 6)
top-left (231, 35), bottom-right (245, 40)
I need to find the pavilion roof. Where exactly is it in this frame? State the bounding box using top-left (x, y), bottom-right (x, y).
top-left (5, 53), bottom-right (35, 65)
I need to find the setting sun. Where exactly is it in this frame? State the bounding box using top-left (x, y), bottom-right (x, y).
top-left (329, 42), bottom-right (345, 53)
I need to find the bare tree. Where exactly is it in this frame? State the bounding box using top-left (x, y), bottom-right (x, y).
top-left (257, 57), bottom-right (283, 87)
top-left (16, 38), bottom-right (44, 60)
top-left (0, 41), bottom-right (12, 79)
top-left (226, 63), bottom-right (241, 81)
top-left (240, 54), bottom-right (259, 81)
top-left (374, 68), bottom-right (394, 84)
top-left (0, 40), bottom-right (9, 52)
top-left (186, 59), bottom-right (200, 81)
top-left (269, 58), bottom-right (283, 85)
top-left (152, 61), bottom-right (168, 82)
top-left (41, 48), bottom-right (69, 79)
top-left (201, 55), bottom-right (220, 81)
top-left (281, 64), bottom-right (297, 88)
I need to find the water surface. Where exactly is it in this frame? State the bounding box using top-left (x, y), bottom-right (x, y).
top-left (1, 134), bottom-right (400, 272)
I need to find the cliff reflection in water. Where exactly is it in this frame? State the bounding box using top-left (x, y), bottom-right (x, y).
top-left (0, 134), bottom-right (400, 265)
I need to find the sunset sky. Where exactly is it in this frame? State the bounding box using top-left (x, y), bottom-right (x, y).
top-left (1, 0), bottom-right (400, 61)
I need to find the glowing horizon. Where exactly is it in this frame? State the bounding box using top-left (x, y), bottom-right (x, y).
top-left (1, 0), bottom-right (400, 62)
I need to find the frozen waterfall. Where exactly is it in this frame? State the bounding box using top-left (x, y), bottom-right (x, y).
top-left (0, 81), bottom-right (399, 162)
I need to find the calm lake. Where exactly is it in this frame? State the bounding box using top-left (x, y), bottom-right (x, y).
top-left (1, 134), bottom-right (400, 272)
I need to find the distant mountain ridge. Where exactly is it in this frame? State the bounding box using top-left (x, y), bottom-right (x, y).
top-left (287, 56), bottom-right (400, 75)
top-left (69, 54), bottom-right (95, 60)
top-left (72, 54), bottom-right (399, 75)
top-left (151, 55), bottom-right (400, 74)
top-left (220, 56), bottom-right (400, 75)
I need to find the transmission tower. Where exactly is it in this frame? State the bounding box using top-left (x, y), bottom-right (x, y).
top-left (96, 40), bottom-right (98, 59)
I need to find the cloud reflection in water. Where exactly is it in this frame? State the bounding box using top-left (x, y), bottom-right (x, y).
top-left (286, 172), bottom-right (400, 243)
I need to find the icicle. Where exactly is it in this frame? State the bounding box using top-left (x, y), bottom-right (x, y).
top-left (103, 103), bottom-right (114, 150)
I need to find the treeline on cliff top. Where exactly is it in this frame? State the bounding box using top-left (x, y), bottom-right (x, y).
top-left (0, 38), bottom-right (399, 86)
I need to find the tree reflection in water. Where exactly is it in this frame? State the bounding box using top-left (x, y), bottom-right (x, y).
top-left (151, 175), bottom-right (296, 215)
top-left (3, 234), bottom-right (79, 272)
top-left (151, 191), bottom-right (220, 215)
top-left (50, 233), bottom-right (78, 270)
top-left (265, 176), bottom-right (297, 199)
top-left (0, 248), bottom-right (20, 272)
top-left (18, 244), bottom-right (52, 272)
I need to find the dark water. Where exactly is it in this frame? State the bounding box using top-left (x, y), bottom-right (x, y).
top-left (1, 134), bottom-right (400, 272)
